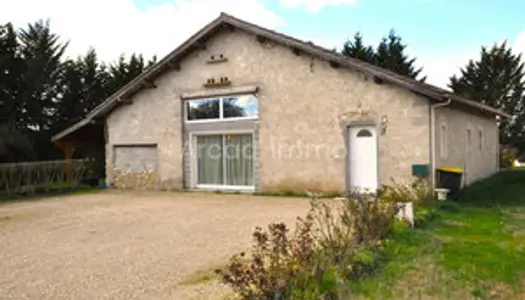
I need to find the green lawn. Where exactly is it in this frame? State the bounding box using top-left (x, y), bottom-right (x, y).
top-left (0, 182), bottom-right (101, 203)
top-left (351, 170), bottom-right (525, 299)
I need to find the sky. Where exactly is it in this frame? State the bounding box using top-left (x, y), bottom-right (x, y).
top-left (1, 0), bottom-right (524, 88)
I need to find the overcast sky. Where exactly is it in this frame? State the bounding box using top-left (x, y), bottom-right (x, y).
top-left (1, 0), bottom-right (524, 88)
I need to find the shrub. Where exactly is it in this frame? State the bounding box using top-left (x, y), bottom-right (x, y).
top-left (380, 178), bottom-right (433, 205)
top-left (308, 199), bottom-right (355, 267)
top-left (286, 265), bottom-right (347, 300)
top-left (216, 217), bottom-right (322, 299)
top-left (499, 147), bottom-right (516, 168)
top-left (217, 194), bottom-right (397, 299)
top-left (413, 205), bottom-right (438, 228)
top-left (345, 193), bottom-right (397, 246)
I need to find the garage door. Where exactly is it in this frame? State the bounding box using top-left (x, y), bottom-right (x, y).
top-left (113, 144), bottom-right (158, 188)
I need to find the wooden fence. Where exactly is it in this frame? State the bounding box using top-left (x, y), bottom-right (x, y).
top-left (0, 159), bottom-right (88, 196)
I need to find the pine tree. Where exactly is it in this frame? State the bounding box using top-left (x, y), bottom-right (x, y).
top-left (18, 20), bottom-right (68, 134)
top-left (0, 23), bottom-right (35, 162)
top-left (55, 51), bottom-right (157, 133)
top-left (0, 19), bottom-right (157, 162)
top-left (375, 30), bottom-right (424, 81)
top-left (341, 30), bottom-right (425, 81)
top-left (56, 48), bottom-right (110, 132)
top-left (55, 59), bottom-right (84, 131)
top-left (82, 49), bottom-right (111, 112)
top-left (450, 42), bottom-right (525, 150)
top-left (0, 23), bottom-right (24, 127)
top-left (342, 32), bottom-right (375, 64)
top-left (106, 53), bottom-right (155, 95)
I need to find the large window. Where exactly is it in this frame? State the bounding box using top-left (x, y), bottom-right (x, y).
top-left (466, 128), bottom-right (472, 152)
top-left (187, 95), bottom-right (258, 122)
top-left (187, 98), bottom-right (220, 121)
top-left (196, 134), bottom-right (254, 188)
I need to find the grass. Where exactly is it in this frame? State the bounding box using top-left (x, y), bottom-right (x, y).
top-left (180, 266), bottom-right (219, 286)
top-left (350, 170), bottom-right (525, 299)
top-left (254, 190), bottom-right (344, 198)
top-left (0, 182), bottom-right (102, 204)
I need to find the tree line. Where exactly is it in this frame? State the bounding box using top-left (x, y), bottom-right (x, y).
top-left (343, 31), bottom-right (525, 153)
top-left (1, 20), bottom-right (524, 163)
top-left (0, 21), bottom-right (155, 162)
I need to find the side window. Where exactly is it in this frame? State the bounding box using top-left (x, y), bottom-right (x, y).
top-left (466, 128), bottom-right (472, 152)
top-left (440, 124), bottom-right (447, 159)
top-left (478, 128), bottom-right (484, 151)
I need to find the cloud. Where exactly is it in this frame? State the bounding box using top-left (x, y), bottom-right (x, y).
top-left (411, 49), bottom-right (479, 89)
top-left (514, 29), bottom-right (525, 57)
top-left (300, 35), bottom-right (345, 50)
top-left (2, 0), bottom-right (523, 92)
top-left (279, 0), bottom-right (357, 13)
top-left (418, 30), bottom-right (525, 89)
top-left (0, 0), bottom-right (283, 62)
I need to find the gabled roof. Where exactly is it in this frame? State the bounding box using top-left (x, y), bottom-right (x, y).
top-left (52, 13), bottom-right (510, 141)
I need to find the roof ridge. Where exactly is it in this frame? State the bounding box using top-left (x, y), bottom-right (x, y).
top-left (220, 13), bottom-right (445, 91)
top-left (51, 12), bottom-right (509, 141)
top-left (219, 13), bottom-right (509, 117)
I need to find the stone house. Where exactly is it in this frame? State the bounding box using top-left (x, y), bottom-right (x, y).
top-left (53, 13), bottom-right (509, 193)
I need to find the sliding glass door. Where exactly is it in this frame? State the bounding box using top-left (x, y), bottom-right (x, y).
top-left (196, 135), bottom-right (223, 185)
top-left (196, 134), bottom-right (254, 188)
top-left (225, 134), bottom-right (253, 186)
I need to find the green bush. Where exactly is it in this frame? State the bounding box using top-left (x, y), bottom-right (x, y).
top-left (286, 265), bottom-right (347, 300)
top-left (216, 217), bottom-right (321, 299)
top-left (380, 178), bottom-right (434, 205)
top-left (499, 148), bottom-right (516, 169)
top-left (413, 205), bottom-right (438, 228)
top-left (345, 194), bottom-right (396, 245)
top-left (217, 194), bottom-right (397, 299)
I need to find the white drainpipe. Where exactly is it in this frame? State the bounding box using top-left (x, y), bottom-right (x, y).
top-left (430, 98), bottom-right (452, 189)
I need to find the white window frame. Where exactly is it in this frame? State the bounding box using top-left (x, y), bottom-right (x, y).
top-left (185, 95), bottom-right (259, 123)
top-left (189, 130), bottom-right (256, 191)
top-left (440, 123), bottom-right (448, 159)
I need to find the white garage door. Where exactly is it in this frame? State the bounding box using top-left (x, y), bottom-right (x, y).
top-left (114, 145), bottom-right (158, 173)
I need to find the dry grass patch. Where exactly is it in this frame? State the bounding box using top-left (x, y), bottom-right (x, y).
top-left (392, 256), bottom-right (473, 300)
top-left (180, 266), bottom-right (221, 286)
top-left (485, 278), bottom-right (525, 300)
top-left (174, 280), bottom-right (235, 300)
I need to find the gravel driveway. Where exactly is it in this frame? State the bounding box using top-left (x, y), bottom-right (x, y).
top-left (0, 191), bottom-right (310, 299)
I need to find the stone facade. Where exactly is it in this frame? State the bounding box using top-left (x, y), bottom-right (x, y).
top-left (105, 28), bottom-right (497, 192)
top-left (434, 106), bottom-right (499, 186)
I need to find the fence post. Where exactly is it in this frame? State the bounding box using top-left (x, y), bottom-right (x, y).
top-left (55, 140), bottom-right (75, 187)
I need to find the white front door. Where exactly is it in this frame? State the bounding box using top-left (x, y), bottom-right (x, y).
top-left (348, 126), bottom-right (378, 192)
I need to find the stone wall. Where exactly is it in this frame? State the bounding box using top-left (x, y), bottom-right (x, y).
top-left (104, 28), bottom-right (499, 192)
top-left (434, 106), bottom-right (498, 186)
top-left (105, 29), bottom-right (431, 191)
top-left (111, 170), bottom-right (158, 189)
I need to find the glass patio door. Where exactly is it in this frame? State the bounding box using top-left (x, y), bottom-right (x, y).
top-left (196, 134), bottom-right (253, 188)
top-left (196, 135), bottom-right (223, 185)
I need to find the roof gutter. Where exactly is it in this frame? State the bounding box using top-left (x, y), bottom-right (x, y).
top-left (430, 98), bottom-right (452, 189)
